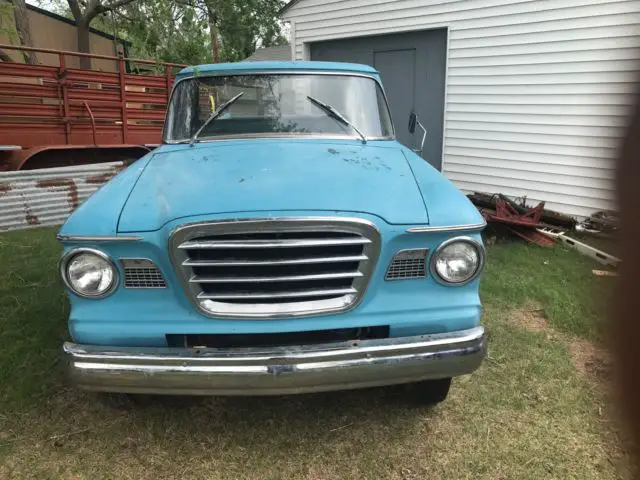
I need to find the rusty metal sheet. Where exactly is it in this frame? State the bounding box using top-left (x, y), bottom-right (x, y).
top-left (0, 162), bottom-right (125, 232)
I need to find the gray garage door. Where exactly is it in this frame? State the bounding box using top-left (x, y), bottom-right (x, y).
top-left (311, 29), bottom-right (447, 170)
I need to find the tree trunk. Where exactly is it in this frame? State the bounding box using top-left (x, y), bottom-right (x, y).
top-left (210, 20), bottom-right (220, 63)
top-left (10, 0), bottom-right (38, 64)
top-left (206, 6), bottom-right (220, 63)
top-left (0, 48), bottom-right (14, 62)
top-left (76, 19), bottom-right (92, 69)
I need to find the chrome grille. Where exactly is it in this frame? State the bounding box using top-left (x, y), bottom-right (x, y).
top-left (169, 218), bottom-right (380, 318)
top-left (385, 249), bottom-right (428, 280)
top-left (121, 259), bottom-right (167, 288)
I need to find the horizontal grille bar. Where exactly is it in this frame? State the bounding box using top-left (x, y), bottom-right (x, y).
top-left (169, 218), bottom-right (380, 317)
top-left (189, 271), bottom-right (362, 283)
top-left (182, 254), bottom-right (368, 267)
top-left (178, 238), bottom-right (371, 249)
top-left (197, 287), bottom-right (357, 300)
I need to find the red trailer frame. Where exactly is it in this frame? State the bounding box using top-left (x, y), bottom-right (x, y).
top-left (0, 44), bottom-right (185, 170)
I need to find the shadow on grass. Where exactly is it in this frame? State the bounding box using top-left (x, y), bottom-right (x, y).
top-left (0, 382), bottom-right (437, 479)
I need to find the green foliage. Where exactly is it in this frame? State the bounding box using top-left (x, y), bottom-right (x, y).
top-left (0, 2), bottom-right (19, 45)
top-left (107, 1), bottom-right (211, 65)
top-left (215, 0), bottom-right (288, 62)
top-left (33, 0), bottom-right (286, 65)
top-left (89, 0), bottom-right (287, 65)
top-left (481, 240), bottom-right (611, 341)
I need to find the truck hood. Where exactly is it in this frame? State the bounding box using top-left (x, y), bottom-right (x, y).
top-left (117, 140), bottom-right (429, 232)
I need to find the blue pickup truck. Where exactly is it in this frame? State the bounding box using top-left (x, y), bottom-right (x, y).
top-left (57, 61), bottom-right (486, 405)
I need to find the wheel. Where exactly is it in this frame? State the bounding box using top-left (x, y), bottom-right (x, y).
top-left (401, 378), bottom-right (452, 407)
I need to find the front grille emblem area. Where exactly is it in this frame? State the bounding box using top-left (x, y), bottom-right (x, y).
top-left (169, 218), bottom-right (380, 318)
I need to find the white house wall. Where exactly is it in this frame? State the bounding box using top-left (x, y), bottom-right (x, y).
top-left (283, 0), bottom-right (640, 217)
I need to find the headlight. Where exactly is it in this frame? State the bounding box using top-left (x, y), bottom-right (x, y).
top-left (61, 248), bottom-right (118, 298)
top-left (430, 237), bottom-right (484, 285)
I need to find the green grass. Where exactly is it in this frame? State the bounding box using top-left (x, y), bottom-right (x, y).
top-left (0, 227), bottom-right (68, 410)
top-left (0, 228), bottom-right (631, 479)
top-left (480, 239), bottom-right (612, 341)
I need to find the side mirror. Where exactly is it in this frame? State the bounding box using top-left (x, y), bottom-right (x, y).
top-left (408, 112), bottom-right (417, 134)
top-left (408, 112), bottom-right (427, 155)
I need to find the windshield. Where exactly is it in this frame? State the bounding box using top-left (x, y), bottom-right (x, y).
top-left (164, 73), bottom-right (394, 142)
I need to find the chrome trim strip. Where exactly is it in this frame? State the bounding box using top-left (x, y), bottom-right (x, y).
top-left (190, 271), bottom-right (362, 283)
top-left (430, 236), bottom-right (486, 287)
top-left (120, 258), bottom-right (157, 268)
top-left (179, 237), bottom-right (371, 249)
top-left (165, 134), bottom-right (394, 145)
top-left (168, 217), bottom-right (381, 319)
top-left (59, 248), bottom-right (119, 299)
top-left (182, 254), bottom-right (368, 267)
top-left (406, 222), bottom-right (487, 234)
top-left (197, 287), bottom-right (357, 300)
top-left (63, 327), bottom-right (486, 395)
top-left (57, 235), bottom-right (143, 242)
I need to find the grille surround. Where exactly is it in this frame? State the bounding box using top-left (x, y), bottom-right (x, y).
top-left (169, 218), bottom-right (380, 318)
top-left (385, 249), bottom-right (428, 281)
top-left (121, 258), bottom-right (167, 288)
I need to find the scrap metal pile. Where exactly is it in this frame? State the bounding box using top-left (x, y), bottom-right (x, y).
top-left (468, 193), bottom-right (620, 268)
top-left (468, 192), bottom-right (575, 247)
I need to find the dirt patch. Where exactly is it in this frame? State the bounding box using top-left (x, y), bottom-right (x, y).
top-left (512, 302), bottom-right (550, 333)
top-left (569, 338), bottom-right (612, 382)
top-left (510, 304), bottom-right (611, 382)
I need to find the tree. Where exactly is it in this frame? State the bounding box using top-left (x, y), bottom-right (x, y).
top-left (190, 0), bottom-right (286, 63)
top-left (0, 0), bottom-right (37, 63)
top-left (101, 0), bottom-right (211, 66)
top-left (215, 0), bottom-right (287, 62)
top-left (74, 0), bottom-right (286, 67)
top-left (10, 0), bottom-right (37, 63)
top-left (0, 2), bottom-right (14, 62)
top-left (66, 0), bottom-right (139, 69)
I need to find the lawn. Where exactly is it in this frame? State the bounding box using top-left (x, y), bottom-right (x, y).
top-left (0, 227), bottom-right (632, 479)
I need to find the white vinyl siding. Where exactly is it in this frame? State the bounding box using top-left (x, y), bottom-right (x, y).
top-left (283, 0), bottom-right (640, 217)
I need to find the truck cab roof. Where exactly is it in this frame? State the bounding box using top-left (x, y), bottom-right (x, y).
top-left (177, 61), bottom-right (379, 79)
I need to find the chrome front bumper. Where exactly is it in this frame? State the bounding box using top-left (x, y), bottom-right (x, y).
top-left (63, 326), bottom-right (486, 396)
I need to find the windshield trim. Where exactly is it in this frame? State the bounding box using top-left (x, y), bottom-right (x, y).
top-left (162, 70), bottom-right (396, 143)
top-left (165, 133), bottom-right (394, 145)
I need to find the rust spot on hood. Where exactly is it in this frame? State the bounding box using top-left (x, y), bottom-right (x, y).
top-left (0, 183), bottom-right (12, 197)
top-left (37, 178), bottom-right (79, 210)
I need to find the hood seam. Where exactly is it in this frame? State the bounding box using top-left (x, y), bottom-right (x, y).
top-left (115, 154), bottom-right (155, 233)
top-left (401, 149), bottom-right (430, 224)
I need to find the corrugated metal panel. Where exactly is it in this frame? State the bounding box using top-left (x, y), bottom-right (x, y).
top-left (0, 162), bottom-right (125, 232)
top-left (283, 0), bottom-right (640, 217)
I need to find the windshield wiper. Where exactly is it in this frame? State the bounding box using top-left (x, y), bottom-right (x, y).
top-left (189, 92), bottom-right (245, 146)
top-left (306, 95), bottom-right (366, 144)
